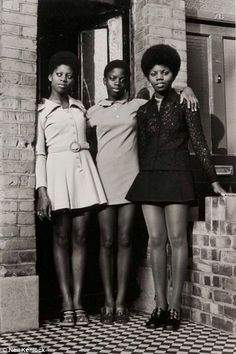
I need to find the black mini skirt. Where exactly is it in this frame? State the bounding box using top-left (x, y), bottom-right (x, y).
top-left (126, 170), bottom-right (196, 205)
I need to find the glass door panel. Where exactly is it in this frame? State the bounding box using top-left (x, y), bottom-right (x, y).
top-left (80, 28), bottom-right (108, 108)
top-left (186, 34), bottom-right (211, 149)
top-left (79, 16), bottom-right (123, 109)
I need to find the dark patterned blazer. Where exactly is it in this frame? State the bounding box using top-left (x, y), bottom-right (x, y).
top-left (137, 88), bottom-right (217, 183)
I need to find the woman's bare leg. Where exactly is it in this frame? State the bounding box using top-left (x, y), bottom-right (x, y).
top-left (71, 212), bottom-right (90, 310)
top-left (142, 204), bottom-right (168, 310)
top-left (98, 206), bottom-right (116, 309)
top-left (116, 204), bottom-right (136, 310)
top-left (52, 213), bottom-right (72, 311)
top-left (165, 204), bottom-right (188, 311)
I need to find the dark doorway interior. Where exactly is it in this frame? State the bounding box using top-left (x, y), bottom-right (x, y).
top-left (37, 0), bottom-right (139, 320)
top-left (38, 0), bottom-right (131, 101)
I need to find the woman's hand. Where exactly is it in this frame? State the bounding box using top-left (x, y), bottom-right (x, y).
top-left (180, 86), bottom-right (199, 111)
top-left (37, 187), bottom-right (52, 221)
top-left (211, 182), bottom-right (227, 197)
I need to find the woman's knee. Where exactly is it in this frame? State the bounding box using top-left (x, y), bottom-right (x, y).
top-left (73, 230), bottom-right (87, 247)
top-left (53, 215), bottom-right (71, 247)
top-left (118, 232), bottom-right (131, 249)
top-left (100, 232), bottom-right (114, 249)
top-left (169, 232), bottom-right (187, 248)
top-left (149, 232), bottom-right (167, 249)
top-left (54, 231), bottom-right (70, 247)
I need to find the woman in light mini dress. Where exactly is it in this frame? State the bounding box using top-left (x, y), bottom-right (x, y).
top-left (35, 51), bottom-right (106, 327)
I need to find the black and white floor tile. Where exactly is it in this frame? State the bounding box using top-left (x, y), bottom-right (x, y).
top-left (0, 313), bottom-right (235, 354)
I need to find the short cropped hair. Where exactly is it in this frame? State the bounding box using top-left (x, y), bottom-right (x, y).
top-left (104, 60), bottom-right (130, 78)
top-left (48, 51), bottom-right (79, 76)
top-left (141, 44), bottom-right (181, 78)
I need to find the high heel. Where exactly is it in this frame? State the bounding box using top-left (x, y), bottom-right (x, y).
top-left (100, 307), bottom-right (114, 324)
top-left (60, 310), bottom-right (75, 327)
top-left (145, 307), bottom-right (167, 329)
top-left (74, 309), bottom-right (89, 326)
top-left (115, 307), bottom-right (129, 324)
top-left (164, 308), bottom-right (181, 331)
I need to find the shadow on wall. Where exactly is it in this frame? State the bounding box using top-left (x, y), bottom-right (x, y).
top-left (211, 114), bottom-right (227, 155)
top-left (36, 218), bottom-right (59, 320)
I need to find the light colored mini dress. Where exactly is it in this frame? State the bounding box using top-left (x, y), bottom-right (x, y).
top-left (87, 98), bottom-right (146, 205)
top-left (35, 97), bottom-right (107, 211)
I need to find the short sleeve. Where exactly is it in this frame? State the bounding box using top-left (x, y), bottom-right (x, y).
top-left (86, 106), bottom-right (96, 128)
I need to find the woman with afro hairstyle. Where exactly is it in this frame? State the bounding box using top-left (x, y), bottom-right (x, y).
top-left (127, 44), bottom-right (225, 330)
top-left (87, 59), bottom-right (199, 325)
top-left (35, 51), bottom-right (107, 326)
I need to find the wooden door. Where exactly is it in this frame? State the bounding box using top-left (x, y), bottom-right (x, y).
top-left (186, 23), bottom-right (236, 155)
top-left (186, 22), bottom-right (236, 215)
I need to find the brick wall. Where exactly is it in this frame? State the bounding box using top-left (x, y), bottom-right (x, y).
top-left (0, 0), bottom-right (38, 332)
top-left (182, 195), bottom-right (236, 334)
top-left (132, 0), bottom-right (187, 95)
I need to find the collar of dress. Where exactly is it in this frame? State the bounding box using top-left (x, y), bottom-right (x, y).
top-left (37, 96), bottom-right (85, 117)
top-left (150, 89), bottom-right (179, 105)
top-left (97, 98), bottom-right (129, 107)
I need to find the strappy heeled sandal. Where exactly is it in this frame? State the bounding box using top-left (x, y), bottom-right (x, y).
top-left (100, 307), bottom-right (114, 324)
top-left (60, 310), bottom-right (75, 327)
top-left (74, 309), bottom-right (89, 326)
top-left (115, 308), bottom-right (129, 324)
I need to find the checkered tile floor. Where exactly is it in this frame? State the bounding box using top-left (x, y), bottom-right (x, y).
top-left (0, 313), bottom-right (235, 354)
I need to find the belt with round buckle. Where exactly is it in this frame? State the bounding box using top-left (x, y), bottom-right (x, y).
top-left (70, 141), bottom-right (81, 152)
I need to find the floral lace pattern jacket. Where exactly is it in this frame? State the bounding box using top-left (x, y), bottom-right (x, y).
top-left (137, 89), bottom-right (217, 183)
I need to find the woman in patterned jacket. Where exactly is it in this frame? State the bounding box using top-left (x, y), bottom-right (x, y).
top-left (127, 45), bottom-right (226, 330)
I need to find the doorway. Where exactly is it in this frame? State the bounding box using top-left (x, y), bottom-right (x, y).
top-left (38, 0), bottom-right (131, 103)
top-left (186, 21), bottom-right (236, 216)
top-left (37, 0), bottom-right (131, 319)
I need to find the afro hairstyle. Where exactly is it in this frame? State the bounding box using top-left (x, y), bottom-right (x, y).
top-left (141, 44), bottom-right (181, 78)
top-left (104, 59), bottom-right (130, 78)
top-left (48, 51), bottom-right (79, 76)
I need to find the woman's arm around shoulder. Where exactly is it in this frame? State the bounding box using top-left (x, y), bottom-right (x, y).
top-left (180, 86), bottom-right (199, 112)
